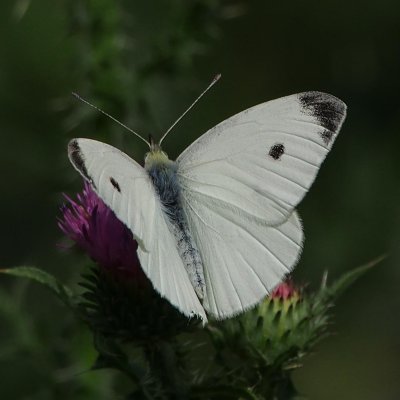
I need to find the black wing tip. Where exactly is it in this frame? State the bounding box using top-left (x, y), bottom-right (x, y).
top-left (299, 91), bottom-right (347, 112)
top-left (67, 138), bottom-right (79, 155)
top-left (298, 91), bottom-right (347, 139)
top-left (68, 139), bottom-right (84, 168)
top-left (68, 139), bottom-right (97, 189)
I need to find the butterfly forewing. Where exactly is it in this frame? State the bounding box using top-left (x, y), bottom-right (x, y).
top-left (177, 92), bottom-right (346, 227)
top-left (68, 138), bottom-right (207, 322)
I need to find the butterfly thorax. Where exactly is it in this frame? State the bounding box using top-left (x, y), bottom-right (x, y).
top-left (144, 146), bottom-right (171, 168)
top-left (145, 151), bottom-right (180, 220)
top-left (145, 148), bottom-right (205, 299)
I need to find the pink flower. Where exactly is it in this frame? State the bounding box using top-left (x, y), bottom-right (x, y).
top-left (271, 280), bottom-right (298, 300)
top-left (58, 182), bottom-right (145, 280)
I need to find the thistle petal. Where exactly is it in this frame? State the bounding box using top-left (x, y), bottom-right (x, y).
top-left (59, 182), bottom-right (143, 280)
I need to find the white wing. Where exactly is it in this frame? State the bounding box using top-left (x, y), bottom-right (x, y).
top-left (68, 138), bottom-right (207, 322)
top-left (177, 92), bottom-right (346, 318)
top-left (177, 92), bottom-right (346, 227)
top-left (183, 196), bottom-right (303, 318)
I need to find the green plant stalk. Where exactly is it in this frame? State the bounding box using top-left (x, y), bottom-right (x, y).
top-left (143, 339), bottom-right (189, 400)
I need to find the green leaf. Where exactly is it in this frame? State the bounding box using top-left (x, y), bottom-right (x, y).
top-left (0, 266), bottom-right (74, 307)
top-left (321, 254), bottom-right (386, 302)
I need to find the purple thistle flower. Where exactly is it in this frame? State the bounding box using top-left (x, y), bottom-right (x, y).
top-left (58, 182), bottom-right (145, 280)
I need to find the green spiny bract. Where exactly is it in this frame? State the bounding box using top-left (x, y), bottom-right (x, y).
top-left (208, 286), bottom-right (324, 369)
top-left (77, 268), bottom-right (201, 343)
top-left (204, 266), bottom-right (375, 400)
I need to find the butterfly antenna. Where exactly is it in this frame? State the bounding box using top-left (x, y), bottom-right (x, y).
top-left (72, 92), bottom-right (151, 148)
top-left (159, 73), bottom-right (221, 146)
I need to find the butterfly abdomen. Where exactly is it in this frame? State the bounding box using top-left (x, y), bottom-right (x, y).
top-left (146, 161), bottom-right (205, 299)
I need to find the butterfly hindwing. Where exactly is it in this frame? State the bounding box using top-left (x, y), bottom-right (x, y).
top-left (182, 190), bottom-right (303, 318)
top-left (68, 138), bottom-right (207, 322)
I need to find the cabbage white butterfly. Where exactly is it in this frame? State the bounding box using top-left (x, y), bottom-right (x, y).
top-left (68, 77), bottom-right (346, 323)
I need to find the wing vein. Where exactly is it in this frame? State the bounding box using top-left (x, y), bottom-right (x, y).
top-left (179, 175), bottom-right (289, 221)
top-left (258, 166), bottom-right (308, 191)
top-left (236, 251), bottom-right (270, 292)
top-left (285, 153), bottom-right (319, 168)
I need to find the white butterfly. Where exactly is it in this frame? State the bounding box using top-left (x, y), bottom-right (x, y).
top-left (68, 89), bottom-right (346, 323)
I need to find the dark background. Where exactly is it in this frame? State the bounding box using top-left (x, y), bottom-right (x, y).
top-left (0, 1), bottom-right (399, 399)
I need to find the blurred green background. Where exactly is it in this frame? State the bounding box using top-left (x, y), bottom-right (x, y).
top-left (0, 0), bottom-right (399, 399)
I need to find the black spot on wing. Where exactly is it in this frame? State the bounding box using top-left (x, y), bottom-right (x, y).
top-left (110, 177), bottom-right (121, 192)
top-left (269, 143), bottom-right (285, 160)
top-left (299, 92), bottom-right (346, 145)
top-left (68, 139), bottom-right (97, 189)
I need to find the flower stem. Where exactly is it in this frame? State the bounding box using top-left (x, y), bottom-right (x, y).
top-left (144, 339), bottom-right (189, 399)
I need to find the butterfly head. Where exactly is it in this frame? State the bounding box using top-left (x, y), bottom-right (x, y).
top-left (145, 135), bottom-right (173, 170)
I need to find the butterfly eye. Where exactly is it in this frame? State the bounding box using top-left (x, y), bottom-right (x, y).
top-left (109, 177), bottom-right (121, 192)
top-left (268, 143), bottom-right (285, 160)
